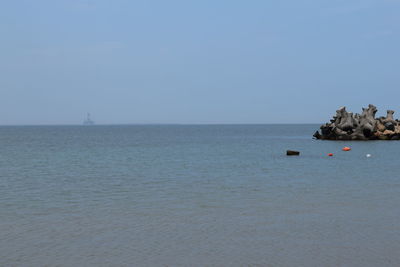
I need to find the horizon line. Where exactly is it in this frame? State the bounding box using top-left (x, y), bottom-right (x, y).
top-left (0, 122), bottom-right (323, 127)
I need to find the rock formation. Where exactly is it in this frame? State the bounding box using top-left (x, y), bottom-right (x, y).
top-left (314, 104), bottom-right (400, 140)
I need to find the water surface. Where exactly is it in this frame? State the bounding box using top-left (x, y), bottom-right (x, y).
top-left (1, 125), bottom-right (400, 266)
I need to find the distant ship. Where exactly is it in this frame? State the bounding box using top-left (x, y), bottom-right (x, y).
top-left (83, 113), bottom-right (95, 125)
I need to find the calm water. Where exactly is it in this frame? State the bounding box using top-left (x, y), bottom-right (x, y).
top-left (1, 125), bottom-right (400, 266)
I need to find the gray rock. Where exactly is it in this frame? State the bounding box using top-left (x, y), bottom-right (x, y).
top-left (314, 105), bottom-right (399, 140)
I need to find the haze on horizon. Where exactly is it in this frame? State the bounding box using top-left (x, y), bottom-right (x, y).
top-left (1, 0), bottom-right (399, 125)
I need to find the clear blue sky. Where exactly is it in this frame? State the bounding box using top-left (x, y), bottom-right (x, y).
top-left (1, 0), bottom-right (399, 124)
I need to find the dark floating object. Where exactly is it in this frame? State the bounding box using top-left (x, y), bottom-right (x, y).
top-left (286, 150), bottom-right (300, 156)
top-left (314, 104), bottom-right (400, 140)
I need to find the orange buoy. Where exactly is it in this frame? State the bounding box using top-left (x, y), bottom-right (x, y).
top-left (342, 147), bottom-right (351, 151)
top-left (328, 153), bottom-right (333, 156)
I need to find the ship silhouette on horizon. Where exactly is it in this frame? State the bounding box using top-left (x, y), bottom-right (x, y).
top-left (83, 113), bottom-right (95, 125)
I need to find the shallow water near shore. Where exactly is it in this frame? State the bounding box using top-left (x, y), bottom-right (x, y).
top-left (1, 124), bottom-right (400, 266)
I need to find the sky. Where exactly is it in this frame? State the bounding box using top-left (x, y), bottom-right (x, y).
top-left (1, 0), bottom-right (400, 124)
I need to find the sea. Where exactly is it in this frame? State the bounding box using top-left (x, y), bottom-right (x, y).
top-left (1, 124), bottom-right (400, 267)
